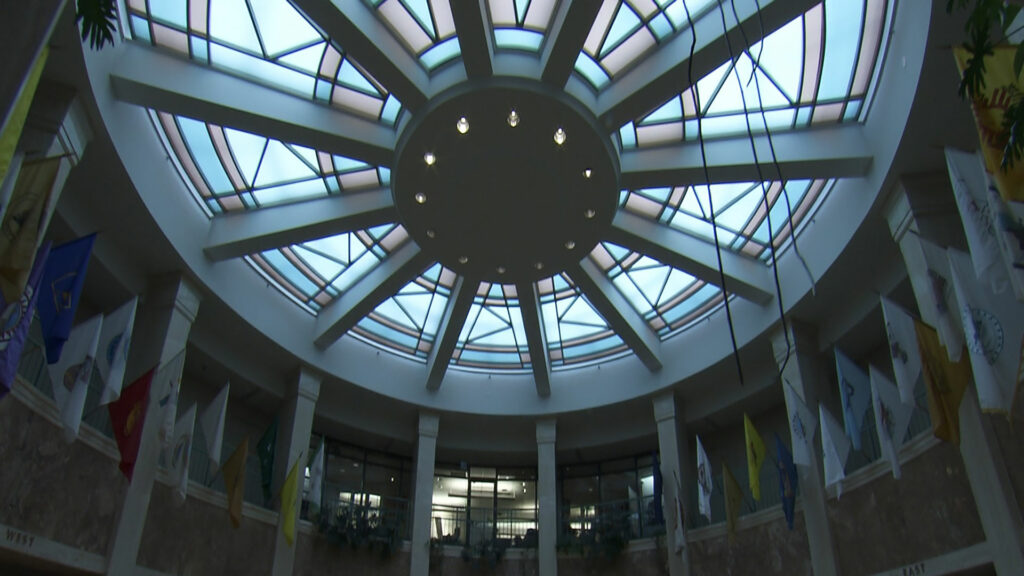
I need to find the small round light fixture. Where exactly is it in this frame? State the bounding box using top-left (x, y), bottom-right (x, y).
top-left (507, 109), bottom-right (520, 127)
top-left (497, 266), bottom-right (506, 275)
top-left (458, 255), bottom-right (469, 264)
top-left (584, 208), bottom-right (596, 219)
top-left (423, 152), bottom-right (436, 166)
top-left (565, 240), bottom-right (576, 250)
top-left (583, 168), bottom-right (592, 179)
top-left (534, 261), bottom-right (544, 270)
top-left (414, 192), bottom-right (427, 204)
top-left (456, 116), bottom-right (469, 134)
top-left (426, 229), bottom-right (436, 238)
top-left (553, 127), bottom-right (566, 146)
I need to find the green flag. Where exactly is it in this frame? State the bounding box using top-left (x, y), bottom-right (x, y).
top-left (257, 418), bottom-right (278, 505)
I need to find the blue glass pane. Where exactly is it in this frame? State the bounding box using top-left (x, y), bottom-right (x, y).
top-left (420, 37), bottom-right (462, 69)
top-left (494, 29), bottom-right (544, 51)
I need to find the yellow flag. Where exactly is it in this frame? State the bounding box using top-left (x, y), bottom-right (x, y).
top-left (743, 413), bottom-right (766, 501)
top-left (0, 47), bottom-right (49, 185)
top-left (0, 157), bottom-right (58, 302)
top-left (281, 453), bottom-right (302, 547)
top-left (953, 46), bottom-right (1024, 202)
top-left (222, 437), bottom-right (249, 529)
top-left (723, 464), bottom-right (743, 543)
top-left (914, 320), bottom-right (971, 446)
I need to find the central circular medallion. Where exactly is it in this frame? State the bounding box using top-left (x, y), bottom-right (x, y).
top-left (393, 80), bottom-right (619, 283)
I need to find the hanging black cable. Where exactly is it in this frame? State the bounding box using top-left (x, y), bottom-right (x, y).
top-left (715, 0), bottom-right (792, 377)
top-left (682, 1), bottom-right (744, 386)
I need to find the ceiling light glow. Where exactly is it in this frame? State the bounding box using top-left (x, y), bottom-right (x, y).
top-left (423, 152), bottom-right (436, 166)
top-left (507, 109), bottom-right (520, 127)
top-left (565, 240), bottom-right (575, 250)
top-left (456, 116), bottom-right (469, 134)
top-left (415, 192), bottom-right (427, 204)
top-left (554, 128), bottom-right (566, 146)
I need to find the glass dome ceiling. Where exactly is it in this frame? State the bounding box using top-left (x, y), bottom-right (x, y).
top-left (122, 0), bottom-right (892, 380)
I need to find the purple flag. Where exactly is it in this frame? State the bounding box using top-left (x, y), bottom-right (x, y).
top-left (0, 241), bottom-right (51, 397)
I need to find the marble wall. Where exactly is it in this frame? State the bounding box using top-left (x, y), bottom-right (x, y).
top-left (292, 531), bottom-right (411, 576)
top-left (688, 513), bottom-right (810, 576)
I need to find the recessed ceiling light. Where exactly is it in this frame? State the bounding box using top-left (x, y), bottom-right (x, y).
top-left (456, 116), bottom-right (469, 134)
top-left (415, 192), bottom-right (427, 204)
top-left (426, 229), bottom-right (436, 238)
top-left (534, 262), bottom-right (544, 270)
top-left (497, 266), bottom-right (506, 274)
top-left (423, 152), bottom-right (436, 166)
top-left (458, 255), bottom-right (469, 264)
top-left (507, 109), bottom-right (520, 127)
top-left (584, 208), bottom-right (596, 219)
top-left (565, 240), bottom-right (576, 250)
top-left (554, 128), bottom-right (566, 146)
top-left (583, 168), bottom-right (592, 179)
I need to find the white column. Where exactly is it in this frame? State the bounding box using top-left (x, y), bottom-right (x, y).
top-left (770, 323), bottom-right (840, 576)
top-left (106, 276), bottom-right (201, 576)
top-left (409, 412), bottom-right (439, 576)
top-left (536, 419), bottom-right (557, 576)
top-left (652, 392), bottom-right (689, 576)
top-left (885, 182), bottom-right (1024, 575)
top-left (271, 367), bottom-right (322, 576)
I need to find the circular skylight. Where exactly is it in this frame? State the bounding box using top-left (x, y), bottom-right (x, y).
top-left (115, 0), bottom-right (894, 383)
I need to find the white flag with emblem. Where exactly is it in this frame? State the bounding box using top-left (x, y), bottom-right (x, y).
top-left (170, 403), bottom-right (197, 505)
top-left (820, 405), bottom-right (850, 499)
top-left (782, 380), bottom-right (817, 467)
top-left (695, 435), bottom-right (713, 522)
top-left (48, 314), bottom-right (103, 442)
top-left (948, 248), bottom-right (1024, 413)
top-left (946, 148), bottom-right (1004, 288)
top-left (834, 349), bottom-right (871, 451)
top-left (307, 439), bottom-right (325, 521)
top-left (156, 350), bottom-right (187, 451)
top-left (986, 182), bottom-right (1024, 300)
top-left (869, 366), bottom-right (915, 479)
top-left (918, 238), bottom-right (967, 361)
top-left (199, 381), bottom-right (229, 473)
top-left (96, 296), bottom-right (137, 406)
top-left (880, 297), bottom-right (923, 404)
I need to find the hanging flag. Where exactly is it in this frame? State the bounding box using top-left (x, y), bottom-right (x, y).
top-left (743, 414), bottom-right (766, 501)
top-left (281, 452), bottom-right (302, 547)
top-left (820, 405), bottom-right (851, 498)
top-left (915, 319), bottom-right (971, 446)
top-left (986, 180), bottom-right (1024, 300)
top-left (199, 382), bottom-right (229, 474)
top-left (695, 435), bottom-right (713, 522)
top-left (47, 314), bottom-right (102, 442)
top-left (38, 234), bottom-right (96, 363)
top-left (0, 157), bottom-right (58, 303)
top-left (723, 464), bottom-right (743, 543)
top-left (919, 238), bottom-right (966, 361)
top-left (170, 403), bottom-right (197, 505)
top-left (949, 248), bottom-right (1024, 413)
top-left (0, 47), bottom-right (48, 185)
top-left (869, 366), bottom-right (915, 479)
top-left (223, 437), bottom-right (249, 528)
top-left (945, 147), bottom-right (1004, 288)
top-left (953, 46), bottom-right (1024, 203)
top-left (258, 418), bottom-right (278, 506)
top-left (652, 451), bottom-right (664, 525)
top-left (834, 349), bottom-right (871, 450)
top-left (775, 434), bottom-right (797, 531)
top-left (108, 366), bottom-right (155, 481)
top-left (673, 471), bottom-right (685, 554)
top-left (307, 439), bottom-right (325, 522)
top-left (155, 350), bottom-right (186, 452)
top-left (881, 297), bottom-right (923, 404)
top-left (782, 380), bottom-right (817, 467)
top-left (96, 297), bottom-right (137, 406)
top-left (0, 241), bottom-right (49, 397)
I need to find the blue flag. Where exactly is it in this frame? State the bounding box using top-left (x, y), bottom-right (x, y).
top-left (835, 348), bottom-right (871, 451)
top-left (0, 242), bottom-right (50, 396)
top-left (775, 434), bottom-right (798, 531)
top-left (38, 234), bottom-right (95, 364)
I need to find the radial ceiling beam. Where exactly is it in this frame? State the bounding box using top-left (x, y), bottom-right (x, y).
top-left (426, 276), bottom-right (477, 391)
top-left (110, 43), bottom-right (394, 166)
top-left (620, 125), bottom-right (873, 188)
top-left (609, 211), bottom-right (774, 304)
top-left (451, 0), bottom-right (493, 78)
top-left (596, 0), bottom-right (818, 130)
top-left (540, 1), bottom-right (603, 87)
top-left (204, 189), bottom-right (397, 262)
top-left (314, 242), bottom-right (432, 349)
top-left (566, 260), bottom-right (662, 373)
top-left (290, 0), bottom-right (429, 110)
top-left (517, 281), bottom-right (551, 397)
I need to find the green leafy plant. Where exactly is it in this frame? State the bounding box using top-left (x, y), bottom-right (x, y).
top-left (557, 507), bottom-right (633, 561)
top-left (76, 0), bottom-right (119, 50)
top-left (315, 505), bottom-right (400, 559)
top-left (460, 539), bottom-right (507, 569)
